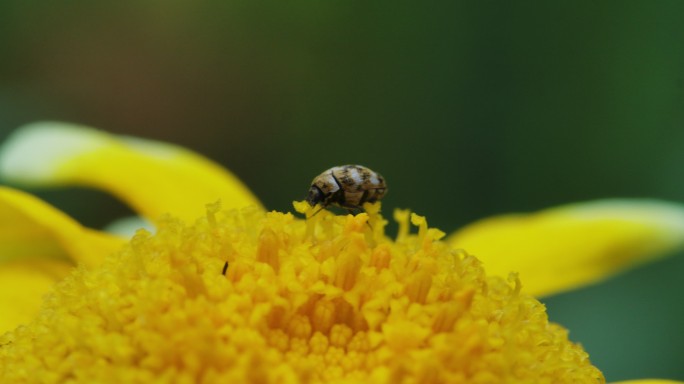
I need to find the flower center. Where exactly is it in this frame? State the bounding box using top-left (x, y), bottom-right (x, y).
top-left (0, 202), bottom-right (604, 383)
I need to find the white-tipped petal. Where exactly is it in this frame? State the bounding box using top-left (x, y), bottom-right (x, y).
top-left (1, 121), bottom-right (263, 223)
top-left (0, 122), bottom-right (108, 184)
top-left (104, 216), bottom-right (155, 238)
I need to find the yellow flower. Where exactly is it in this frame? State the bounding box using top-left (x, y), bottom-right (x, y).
top-left (0, 122), bottom-right (682, 384)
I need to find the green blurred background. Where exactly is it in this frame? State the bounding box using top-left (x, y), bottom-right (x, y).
top-left (1, 1), bottom-right (683, 380)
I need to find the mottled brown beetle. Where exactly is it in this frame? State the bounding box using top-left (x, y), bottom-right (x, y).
top-left (305, 165), bottom-right (387, 213)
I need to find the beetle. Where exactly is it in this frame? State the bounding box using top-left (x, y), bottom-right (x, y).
top-left (305, 165), bottom-right (387, 213)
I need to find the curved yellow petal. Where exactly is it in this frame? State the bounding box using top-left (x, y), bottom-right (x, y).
top-left (0, 122), bottom-right (264, 224)
top-left (0, 186), bottom-right (124, 268)
top-left (0, 258), bottom-right (72, 334)
top-left (448, 199), bottom-right (684, 297)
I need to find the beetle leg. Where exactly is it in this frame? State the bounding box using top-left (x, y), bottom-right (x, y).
top-left (309, 204), bottom-right (326, 218)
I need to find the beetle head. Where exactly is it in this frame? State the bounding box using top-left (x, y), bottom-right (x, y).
top-left (305, 185), bottom-right (325, 207)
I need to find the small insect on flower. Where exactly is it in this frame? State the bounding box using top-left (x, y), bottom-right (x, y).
top-left (306, 165), bottom-right (387, 214)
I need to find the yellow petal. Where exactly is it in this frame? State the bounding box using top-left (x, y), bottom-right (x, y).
top-left (0, 186), bottom-right (124, 268)
top-left (448, 199), bottom-right (684, 297)
top-left (0, 121), bottom-right (264, 224)
top-left (0, 258), bottom-right (72, 334)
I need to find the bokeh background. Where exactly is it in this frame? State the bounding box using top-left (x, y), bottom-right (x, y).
top-left (1, 1), bottom-right (683, 380)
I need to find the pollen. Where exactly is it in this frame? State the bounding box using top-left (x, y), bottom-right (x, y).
top-left (0, 202), bottom-right (604, 383)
